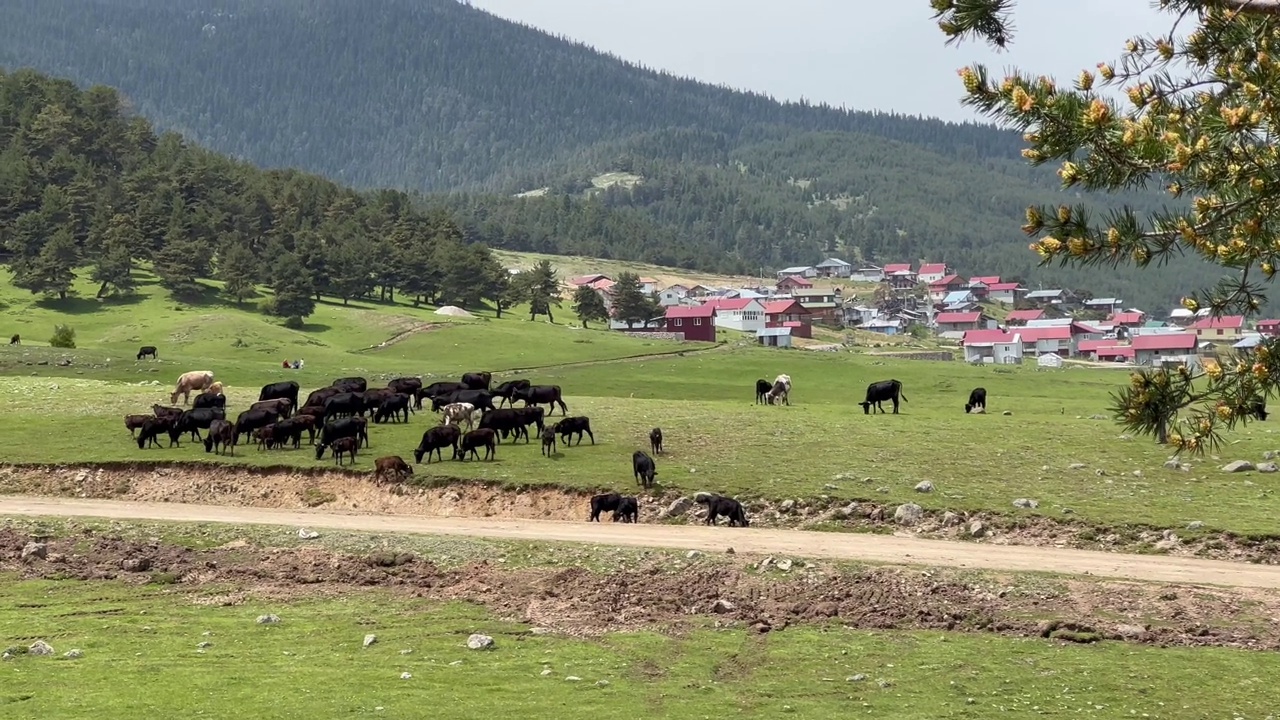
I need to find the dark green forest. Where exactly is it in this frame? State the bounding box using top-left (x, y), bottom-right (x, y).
top-left (0, 0), bottom-right (1238, 312)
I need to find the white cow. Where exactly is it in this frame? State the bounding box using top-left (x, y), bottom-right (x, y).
top-left (171, 370), bottom-right (215, 405)
top-left (766, 374), bottom-right (792, 406)
top-left (440, 402), bottom-right (479, 431)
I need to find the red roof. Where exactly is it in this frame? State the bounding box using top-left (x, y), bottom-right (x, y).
top-left (589, 278), bottom-right (615, 291)
top-left (762, 299), bottom-right (808, 315)
top-left (569, 274), bottom-right (610, 286)
top-left (1189, 315), bottom-right (1245, 330)
top-left (1005, 309), bottom-right (1044, 321)
top-left (883, 263), bottom-right (912, 273)
top-left (1256, 319), bottom-right (1280, 329)
top-left (919, 263), bottom-right (947, 275)
top-left (936, 311), bottom-right (982, 324)
top-left (970, 275), bottom-right (1001, 285)
top-left (928, 274), bottom-right (961, 287)
top-left (963, 329), bottom-right (1018, 345)
top-left (1097, 346), bottom-right (1136, 358)
top-left (1018, 326), bottom-right (1071, 341)
top-left (1107, 311), bottom-right (1145, 325)
top-left (638, 277), bottom-right (658, 284)
top-left (666, 305), bottom-right (716, 319)
top-left (701, 298), bottom-right (758, 311)
top-left (777, 275), bottom-right (813, 287)
top-left (1132, 333), bottom-right (1197, 350)
top-left (988, 282), bottom-right (1022, 291)
top-left (1078, 339), bottom-right (1115, 352)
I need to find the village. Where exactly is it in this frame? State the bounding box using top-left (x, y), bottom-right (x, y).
top-left (567, 257), bottom-right (1270, 371)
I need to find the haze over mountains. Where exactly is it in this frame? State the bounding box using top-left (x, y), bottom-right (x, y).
top-left (0, 0), bottom-right (1221, 311)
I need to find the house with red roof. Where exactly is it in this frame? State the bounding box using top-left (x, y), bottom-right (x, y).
top-left (569, 273), bottom-right (611, 287)
top-left (1015, 322), bottom-right (1098, 357)
top-left (987, 282), bottom-right (1025, 305)
top-left (701, 297), bottom-right (766, 332)
top-left (1132, 333), bottom-right (1198, 366)
top-left (1256, 319), bottom-right (1280, 337)
top-left (762, 299), bottom-right (812, 338)
top-left (883, 263), bottom-right (912, 274)
top-left (969, 275), bottom-right (1001, 286)
top-left (775, 275), bottom-right (813, 294)
top-left (927, 274), bottom-right (965, 303)
top-left (917, 262), bottom-right (949, 284)
top-left (664, 305), bottom-right (717, 342)
top-left (1077, 339), bottom-right (1135, 362)
top-left (637, 277), bottom-right (658, 294)
top-left (1107, 310), bottom-right (1147, 328)
top-left (1189, 315), bottom-right (1245, 341)
top-left (1004, 308), bottom-right (1044, 326)
top-left (935, 311), bottom-right (993, 333)
top-left (886, 267), bottom-right (919, 290)
top-left (962, 329), bottom-right (1024, 364)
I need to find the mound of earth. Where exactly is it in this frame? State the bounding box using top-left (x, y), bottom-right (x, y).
top-left (434, 305), bottom-right (473, 318)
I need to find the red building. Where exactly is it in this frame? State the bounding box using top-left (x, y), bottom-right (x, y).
top-left (762, 299), bottom-right (813, 338)
top-left (664, 305), bottom-right (717, 342)
top-left (1256, 319), bottom-right (1280, 337)
top-left (775, 275), bottom-right (813, 294)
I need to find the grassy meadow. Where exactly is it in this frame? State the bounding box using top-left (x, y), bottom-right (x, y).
top-left (2, 268), bottom-right (1279, 535)
top-left (2, 578), bottom-right (1277, 719)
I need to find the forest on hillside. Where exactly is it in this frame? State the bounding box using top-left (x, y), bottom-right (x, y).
top-left (0, 0), bottom-right (1233, 311)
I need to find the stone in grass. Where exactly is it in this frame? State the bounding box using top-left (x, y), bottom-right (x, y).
top-left (1222, 460), bottom-right (1256, 473)
top-left (894, 503), bottom-right (923, 525)
top-left (28, 640), bottom-right (54, 656)
top-left (1012, 498), bottom-right (1039, 509)
top-left (466, 634), bottom-right (495, 650)
top-left (256, 614), bottom-right (281, 624)
top-left (63, 649), bottom-right (83, 659)
top-left (914, 481), bottom-right (934, 493)
top-left (363, 634), bottom-right (377, 648)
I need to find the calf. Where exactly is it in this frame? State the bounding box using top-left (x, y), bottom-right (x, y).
top-left (755, 378), bottom-right (772, 404)
top-left (233, 407), bottom-right (282, 446)
top-left (696, 492), bottom-right (749, 527)
top-left (632, 451), bottom-right (656, 489)
top-left (456, 428), bottom-right (497, 461)
top-left (414, 424), bottom-right (461, 464)
top-left (859, 379), bottom-right (907, 415)
top-left (555, 416), bottom-right (595, 446)
top-left (540, 426), bottom-right (557, 457)
top-left (461, 371), bottom-right (492, 391)
top-left (192, 391), bottom-right (226, 410)
top-left (169, 407), bottom-right (226, 444)
top-left (589, 492), bottom-right (622, 522)
top-left (136, 345), bottom-right (158, 360)
top-left (329, 436), bottom-right (359, 466)
top-left (440, 402), bottom-right (478, 431)
top-left (314, 417), bottom-right (370, 460)
top-left (252, 424), bottom-right (278, 450)
top-left (332, 376), bottom-right (367, 393)
top-left (373, 455), bottom-right (413, 484)
top-left (136, 416), bottom-right (176, 449)
top-left (649, 427), bottom-right (663, 455)
top-left (613, 496), bottom-right (639, 523)
top-left (374, 393), bottom-right (412, 423)
top-left (124, 414), bottom-right (151, 438)
top-left (203, 418), bottom-right (235, 456)
top-left (512, 384), bottom-right (568, 416)
top-left (251, 398), bottom-right (294, 419)
top-left (965, 387), bottom-right (987, 414)
top-left (492, 379), bottom-right (531, 407)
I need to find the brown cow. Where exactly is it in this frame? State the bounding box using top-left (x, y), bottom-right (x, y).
top-left (330, 436), bottom-right (359, 466)
top-left (171, 370), bottom-right (215, 405)
top-left (250, 398), bottom-right (294, 419)
top-left (124, 414), bottom-right (151, 437)
top-left (373, 455), bottom-right (413, 484)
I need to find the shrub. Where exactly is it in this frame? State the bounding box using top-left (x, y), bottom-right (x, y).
top-left (283, 315), bottom-right (305, 330)
top-left (49, 324), bottom-right (76, 348)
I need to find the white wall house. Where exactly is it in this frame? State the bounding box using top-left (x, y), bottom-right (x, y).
top-left (658, 284), bottom-right (689, 307)
top-left (704, 298), bottom-right (767, 332)
top-left (962, 329), bottom-right (1024, 364)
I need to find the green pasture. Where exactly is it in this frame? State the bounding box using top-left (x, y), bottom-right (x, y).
top-left (1, 578), bottom-right (1275, 719)
top-left (2, 269), bottom-right (1280, 535)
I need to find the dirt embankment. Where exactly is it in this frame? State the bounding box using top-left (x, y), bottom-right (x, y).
top-left (2, 526), bottom-right (1277, 651)
top-left (0, 463), bottom-right (1275, 564)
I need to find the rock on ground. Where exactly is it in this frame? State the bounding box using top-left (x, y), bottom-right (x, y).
top-left (942, 511), bottom-right (962, 527)
top-left (914, 481), bottom-right (934, 493)
top-left (363, 634), bottom-right (377, 648)
top-left (63, 649), bottom-right (83, 659)
top-left (21, 542), bottom-right (46, 561)
top-left (894, 503), bottom-right (923, 525)
top-left (256, 614), bottom-right (281, 624)
top-left (28, 640), bottom-right (53, 656)
top-left (1012, 498), bottom-right (1039, 509)
top-left (1259, 462), bottom-right (1279, 473)
top-left (662, 497), bottom-right (692, 518)
top-left (968, 521), bottom-right (987, 538)
top-left (1223, 460), bottom-right (1256, 473)
top-left (297, 528), bottom-right (320, 539)
top-left (466, 633), bottom-right (495, 650)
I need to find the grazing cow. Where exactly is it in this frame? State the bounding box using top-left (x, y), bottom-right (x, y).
top-left (333, 377), bottom-right (367, 393)
top-left (414, 425), bottom-right (461, 464)
top-left (203, 419), bottom-right (235, 456)
top-left (613, 496), bottom-right (639, 523)
top-left (124, 414), bottom-right (151, 438)
top-left (284, 414), bottom-right (319, 445)
top-left (649, 427), bottom-right (663, 455)
top-left (314, 417), bottom-right (370, 460)
top-left (492, 379), bottom-right (531, 408)
top-left (766, 374), bottom-right (792, 406)
top-left (755, 378), bottom-right (772, 404)
top-left (696, 492), bottom-right (749, 527)
top-left (511, 406), bottom-right (546, 442)
top-left (965, 387), bottom-right (987, 414)
top-left (270, 416), bottom-right (312, 449)
top-left (251, 398), bottom-right (294, 419)
top-left (555, 416), bottom-right (595, 446)
top-left (456, 428), bottom-right (497, 461)
top-left (136, 345), bottom-right (158, 361)
top-left (359, 388), bottom-right (397, 414)
top-left (304, 386), bottom-right (342, 409)
top-left (461, 371), bottom-right (492, 390)
top-left (388, 376), bottom-right (423, 395)
top-left (632, 451), bottom-right (657, 489)
top-left (419, 381), bottom-right (467, 402)
top-left (259, 381), bottom-right (300, 408)
top-left (431, 389), bottom-right (495, 413)
top-left (151, 404), bottom-right (184, 422)
top-left (322, 392), bottom-right (366, 421)
top-left (540, 426), bottom-right (557, 457)
top-left (374, 393), bottom-right (412, 423)
top-left (169, 407), bottom-right (226, 444)
top-left (193, 391), bottom-right (226, 410)
top-left (859, 379), bottom-right (908, 414)
top-left (136, 417), bottom-right (176, 449)
top-left (252, 424), bottom-right (278, 450)
top-left (513, 385), bottom-right (568, 416)
top-left (589, 492), bottom-right (622, 522)
top-left (440, 402), bottom-right (478, 431)
top-left (374, 455), bottom-right (413, 484)
top-left (295, 404), bottom-right (327, 423)
top-left (8, 334), bottom-right (18, 345)
top-left (232, 407), bottom-right (281, 446)
top-left (171, 370), bottom-right (215, 405)
top-left (478, 408), bottom-right (526, 443)
top-left (328, 436), bottom-right (359, 466)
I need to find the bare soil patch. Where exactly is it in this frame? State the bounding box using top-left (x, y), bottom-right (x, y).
top-left (2, 527), bottom-right (1277, 651)
top-left (0, 463), bottom-right (1275, 564)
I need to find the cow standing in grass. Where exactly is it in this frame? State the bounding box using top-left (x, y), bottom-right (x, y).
top-left (765, 374), bottom-right (791, 406)
top-left (860, 379), bottom-right (907, 415)
top-left (754, 379), bottom-right (772, 404)
top-left (965, 387), bottom-right (987, 414)
top-left (171, 370), bottom-right (215, 405)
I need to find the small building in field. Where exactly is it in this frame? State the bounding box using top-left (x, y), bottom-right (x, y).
top-left (962, 329), bottom-right (1024, 364)
top-left (864, 318), bottom-right (903, 335)
top-left (927, 274), bottom-right (965, 303)
top-left (1107, 310), bottom-right (1147, 328)
top-left (638, 277), bottom-right (659, 294)
top-left (664, 305), bottom-right (717, 342)
top-left (1083, 297), bottom-right (1124, 313)
top-left (703, 297), bottom-right (767, 332)
top-left (775, 275), bottom-right (814, 294)
top-left (763, 299), bottom-right (813, 338)
top-left (777, 265), bottom-right (818, 279)
top-left (757, 326), bottom-right (794, 348)
top-left (935, 311), bottom-right (992, 333)
top-left (1004, 308), bottom-right (1045, 326)
top-left (1189, 315), bottom-right (1245, 341)
top-left (814, 258), bottom-right (852, 278)
top-left (1024, 289), bottom-right (1069, 307)
top-left (1132, 332), bottom-right (1199, 366)
top-left (851, 266), bottom-right (885, 282)
top-left (658, 284), bottom-right (689, 307)
top-left (1255, 319), bottom-right (1280, 337)
top-left (987, 282), bottom-right (1024, 305)
top-left (569, 273), bottom-right (611, 287)
top-left (917, 262), bottom-right (949, 284)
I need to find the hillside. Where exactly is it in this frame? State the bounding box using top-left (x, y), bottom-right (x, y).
top-left (0, 0), bottom-right (1229, 311)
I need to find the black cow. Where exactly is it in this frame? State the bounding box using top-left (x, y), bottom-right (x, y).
top-left (374, 393), bottom-right (412, 424)
top-left (271, 416), bottom-right (312, 449)
top-left (649, 427), bottom-right (663, 455)
top-left (431, 389), bottom-right (495, 413)
top-left (8, 334), bottom-right (18, 345)
top-left (755, 378), bottom-right (772, 404)
top-left (388, 377), bottom-right (422, 397)
top-left (632, 451), bottom-right (656, 489)
top-left (415, 381), bottom-right (466, 410)
top-left (250, 398), bottom-right (294, 419)
top-left (360, 388), bottom-right (396, 414)
top-left (151, 404), bottom-right (184, 422)
top-left (589, 492), bottom-right (622, 522)
top-left (193, 391), bottom-right (226, 410)
top-left (233, 408), bottom-right (281, 446)
top-left (456, 428), bottom-right (497, 461)
top-left (169, 407), bottom-right (226, 444)
top-left (461, 372), bottom-right (492, 390)
top-left (322, 392), bottom-right (366, 420)
top-left (513, 385), bottom-right (568, 415)
top-left (259, 381), bottom-right (300, 408)
top-left (304, 386), bottom-right (342, 409)
top-left (314, 417), bottom-right (370, 460)
top-left (413, 425), bottom-right (461, 464)
top-left (613, 496), bottom-right (639, 523)
top-left (965, 387), bottom-right (987, 414)
top-left (493, 379), bottom-right (531, 408)
top-left (203, 419), bottom-right (235, 456)
top-left (540, 426), bottom-right (557, 457)
top-left (511, 406), bottom-right (546, 442)
top-left (697, 493), bottom-right (749, 527)
top-left (136, 416), bottom-right (176, 449)
top-left (1248, 399), bottom-right (1269, 421)
top-left (859, 379), bottom-right (908, 415)
top-left (478, 408), bottom-right (525, 443)
top-left (333, 377), bottom-right (367, 393)
top-left (136, 345), bottom-right (158, 360)
top-left (555, 416), bottom-right (595, 446)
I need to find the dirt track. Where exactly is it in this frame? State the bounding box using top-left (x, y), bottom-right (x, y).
top-left (4, 495), bottom-right (1280, 589)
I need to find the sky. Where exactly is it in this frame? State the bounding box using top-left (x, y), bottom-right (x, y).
top-left (466, 0), bottom-right (1167, 123)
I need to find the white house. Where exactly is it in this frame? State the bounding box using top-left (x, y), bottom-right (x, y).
top-left (703, 297), bottom-right (767, 332)
top-left (1133, 333), bottom-right (1199, 367)
top-left (962, 329), bottom-right (1024, 364)
top-left (917, 262), bottom-right (948, 285)
top-left (851, 266), bottom-right (885, 282)
top-left (814, 258), bottom-right (853, 278)
top-left (638, 277), bottom-right (658, 294)
top-left (658, 284), bottom-right (689, 307)
top-left (987, 282), bottom-right (1024, 305)
top-left (776, 265), bottom-right (818, 279)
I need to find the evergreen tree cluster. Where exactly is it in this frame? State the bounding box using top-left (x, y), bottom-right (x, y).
top-left (0, 68), bottom-right (513, 319)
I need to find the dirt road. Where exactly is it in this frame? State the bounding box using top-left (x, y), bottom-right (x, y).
top-left (5, 495), bottom-right (1280, 589)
